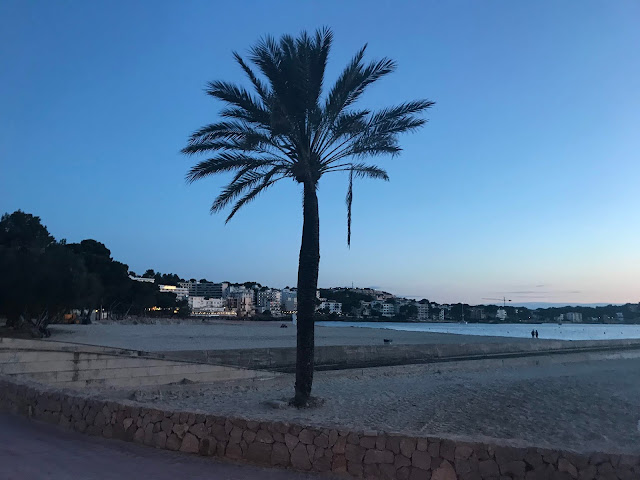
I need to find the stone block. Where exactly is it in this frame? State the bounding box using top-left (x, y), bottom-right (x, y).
top-left (400, 438), bottom-right (417, 458)
top-left (306, 444), bottom-right (316, 459)
top-left (387, 436), bottom-right (401, 455)
top-left (345, 443), bottom-right (366, 464)
top-left (332, 454), bottom-right (347, 473)
top-left (347, 432), bottom-right (360, 444)
top-left (225, 442), bottom-right (242, 460)
top-left (500, 460), bottom-right (526, 477)
top-left (153, 431), bottom-right (167, 449)
top-left (246, 420), bottom-right (260, 431)
top-left (243, 430), bottom-right (257, 443)
top-left (143, 423), bottom-right (154, 446)
top-left (479, 459), bottom-right (500, 478)
top-left (456, 445), bottom-right (474, 460)
top-left (246, 442), bottom-right (272, 464)
top-left (255, 429), bottom-right (274, 444)
top-left (271, 442), bottom-right (290, 466)
top-left (299, 428), bottom-right (315, 445)
top-left (440, 440), bottom-right (456, 462)
top-left (417, 439), bottom-right (429, 452)
top-left (558, 458), bottom-right (578, 478)
top-left (189, 422), bottom-right (207, 439)
top-left (328, 429), bottom-right (339, 447)
top-left (291, 443), bottom-right (311, 470)
top-left (409, 467), bottom-right (430, 480)
top-left (360, 436), bottom-right (377, 449)
top-left (166, 434), bottom-right (180, 451)
top-left (378, 463), bottom-right (396, 480)
top-left (285, 433), bottom-right (299, 450)
top-left (432, 460), bottom-right (457, 480)
top-left (412, 450), bottom-right (432, 470)
top-left (396, 455), bottom-right (412, 468)
top-left (363, 463), bottom-right (380, 479)
top-left (313, 455), bottom-right (332, 473)
top-left (133, 427), bottom-right (145, 444)
top-left (229, 427), bottom-right (243, 443)
top-left (429, 441), bottom-right (441, 458)
top-left (314, 434), bottom-right (329, 447)
top-left (397, 466), bottom-right (411, 480)
top-left (333, 435), bottom-right (347, 454)
top-left (347, 461), bottom-right (363, 477)
top-left (364, 449), bottom-right (394, 464)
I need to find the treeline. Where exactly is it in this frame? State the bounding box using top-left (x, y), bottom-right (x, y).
top-left (0, 210), bottom-right (190, 334)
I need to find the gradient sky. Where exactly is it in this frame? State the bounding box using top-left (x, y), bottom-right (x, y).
top-left (1, 1), bottom-right (639, 305)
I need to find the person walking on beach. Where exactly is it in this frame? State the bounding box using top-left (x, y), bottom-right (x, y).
top-left (535, 330), bottom-right (539, 339)
top-left (531, 329), bottom-right (535, 338)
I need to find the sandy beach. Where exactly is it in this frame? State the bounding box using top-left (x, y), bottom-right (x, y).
top-left (46, 321), bottom-right (543, 352)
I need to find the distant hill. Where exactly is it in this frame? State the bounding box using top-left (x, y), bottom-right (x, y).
top-left (510, 302), bottom-right (622, 309)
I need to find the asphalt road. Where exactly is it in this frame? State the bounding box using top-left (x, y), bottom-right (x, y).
top-left (0, 414), bottom-right (332, 480)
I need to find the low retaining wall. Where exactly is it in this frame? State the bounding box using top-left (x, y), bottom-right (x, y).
top-left (1, 376), bottom-right (637, 479)
top-left (161, 339), bottom-right (640, 372)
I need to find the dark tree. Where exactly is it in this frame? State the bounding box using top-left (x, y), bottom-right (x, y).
top-left (183, 28), bottom-right (432, 406)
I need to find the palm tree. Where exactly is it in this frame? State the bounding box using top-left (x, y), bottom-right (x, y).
top-left (183, 28), bottom-right (433, 406)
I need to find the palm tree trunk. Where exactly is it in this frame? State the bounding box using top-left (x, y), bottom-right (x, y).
top-left (293, 181), bottom-right (320, 407)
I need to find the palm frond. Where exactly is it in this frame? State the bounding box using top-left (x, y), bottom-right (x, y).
top-left (186, 153), bottom-right (279, 183)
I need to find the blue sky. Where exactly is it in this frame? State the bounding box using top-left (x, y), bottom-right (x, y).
top-left (1, 1), bottom-right (639, 305)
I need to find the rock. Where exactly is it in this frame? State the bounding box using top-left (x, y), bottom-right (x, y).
top-left (378, 463), bottom-right (396, 480)
top-left (432, 460), bottom-right (457, 480)
top-left (284, 433), bottom-right (299, 450)
top-left (397, 466), bottom-right (411, 480)
top-left (314, 434), bottom-right (329, 447)
top-left (328, 429), bottom-right (338, 447)
top-left (229, 427), bottom-right (243, 443)
top-left (416, 439), bottom-right (429, 452)
top-left (133, 427), bottom-right (145, 444)
top-left (396, 455), bottom-right (412, 468)
top-left (243, 430), bottom-right (256, 443)
top-left (291, 443), bottom-right (311, 470)
top-left (400, 438), bottom-right (417, 458)
top-left (412, 450), bottom-right (432, 470)
top-left (153, 431), bottom-right (167, 449)
top-left (345, 444), bottom-right (366, 464)
top-left (387, 436), bottom-right (401, 455)
top-left (456, 445), bottom-right (474, 460)
top-left (558, 458), bottom-right (578, 478)
top-left (500, 460), bottom-right (526, 477)
top-left (271, 442), bottom-right (290, 466)
top-left (143, 423), bottom-right (154, 445)
top-left (255, 429), bottom-right (274, 444)
top-left (440, 440), bottom-right (456, 462)
top-left (166, 434), bottom-right (180, 451)
top-left (429, 440), bottom-right (441, 458)
top-left (313, 455), bottom-right (332, 473)
top-left (247, 442), bottom-right (272, 464)
top-left (179, 433), bottom-right (199, 453)
top-left (172, 423), bottom-right (189, 438)
top-left (479, 459), bottom-right (500, 477)
top-left (364, 449), bottom-right (394, 464)
top-left (577, 465), bottom-right (596, 480)
top-left (299, 429), bottom-right (315, 445)
top-left (347, 432), bottom-right (360, 444)
top-left (333, 435), bottom-right (347, 454)
top-left (189, 423), bottom-right (207, 439)
top-left (360, 436), bottom-right (377, 449)
top-left (332, 454), bottom-right (347, 473)
top-left (347, 461), bottom-right (363, 477)
top-left (123, 418), bottom-right (134, 430)
top-left (364, 463), bottom-right (380, 478)
top-left (409, 467), bottom-right (429, 480)
top-left (225, 443), bottom-right (242, 460)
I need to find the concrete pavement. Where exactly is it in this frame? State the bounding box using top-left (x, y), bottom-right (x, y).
top-left (0, 414), bottom-right (332, 480)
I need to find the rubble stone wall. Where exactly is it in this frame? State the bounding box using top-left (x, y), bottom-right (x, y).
top-left (0, 377), bottom-right (637, 480)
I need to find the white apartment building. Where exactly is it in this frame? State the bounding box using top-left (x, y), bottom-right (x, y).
top-left (188, 296), bottom-right (225, 314)
top-left (381, 303), bottom-right (395, 317)
top-left (158, 284), bottom-right (189, 300)
top-left (416, 303), bottom-right (429, 320)
top-left (566, 312), bottom-right (583, 323)
top-left (256, 289), bottom-right (282, 316)
top-left (438, 309), bottom-right (446, 321)
top-left (129, 276), bottom-right (155, 283)
top-left (496, 309), bottom-right (507, 321)
top-left (281, 288), bottom-right (297, 313)
top-left (318, 300), bottom-right (342, 315)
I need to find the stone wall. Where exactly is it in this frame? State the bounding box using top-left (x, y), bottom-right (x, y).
top-left (1, 376), bottom-right (637, 480)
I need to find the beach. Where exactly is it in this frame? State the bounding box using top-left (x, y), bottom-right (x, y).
top-left (47, 321), bottom-right (545, 352)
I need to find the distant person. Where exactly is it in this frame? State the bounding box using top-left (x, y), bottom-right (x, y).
top-left (531, 329), bottom-right (535, 338)
top-left (535, 330), bottom-right (539, 339)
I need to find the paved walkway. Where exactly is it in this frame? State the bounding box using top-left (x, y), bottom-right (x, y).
top-left (0, 414), bottom-right (332, 480)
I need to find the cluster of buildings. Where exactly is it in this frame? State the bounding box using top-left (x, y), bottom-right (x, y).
top-left (135, 277), bottom-right (332, 317)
